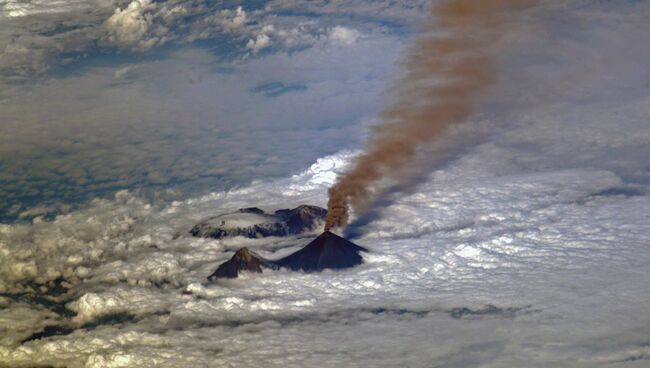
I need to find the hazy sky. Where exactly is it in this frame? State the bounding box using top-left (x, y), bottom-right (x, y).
top-left (0, 0), bottom-right (426, 221)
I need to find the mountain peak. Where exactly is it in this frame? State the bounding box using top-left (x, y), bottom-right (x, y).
top-left (208, 231), bottom-right (368, 279)
top-left (208, 247), bottom-right (278, 280)
top-left (276, 231), bottom-right (367, 272)
top-left (233, 247), bottom-right (254, 262)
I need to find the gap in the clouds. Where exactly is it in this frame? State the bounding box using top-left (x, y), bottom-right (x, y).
top-left (448, 304), bottom-right (538, 319)
top-left (0, 278), bottom-right (76, 317)
top-left (165, 304), bottom-right (537, 332)
top-left (589, 187), bottom-right (644, 199)
top-left (252, 81), bottom-right (308, 97)
top-left (620, 355), bottom-right (650, 364)
top-left (78, 312), bottom-right (139, 330)
top-left (20, 325), bottom-right (76, 344)
top-left (19, 312), bottom-right (143, 344)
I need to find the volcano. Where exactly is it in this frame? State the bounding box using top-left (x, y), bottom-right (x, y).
top-left (208, 247), bottom-right (279, 279)
top-left (191, 205), bottom-right (327, 240)
top-left (208, 231), bottom-right (367, 279)
top-left (276, 231), bottom-right (367, 272)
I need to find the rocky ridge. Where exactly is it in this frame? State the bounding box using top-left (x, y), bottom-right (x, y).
top-left (191, 205), bottom-right (327, 239)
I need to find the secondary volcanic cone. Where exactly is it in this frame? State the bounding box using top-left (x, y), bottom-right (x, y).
top-left (324, 0), bottom-right (538, 231)
top-left (208, 247), bottom-right (279, 279)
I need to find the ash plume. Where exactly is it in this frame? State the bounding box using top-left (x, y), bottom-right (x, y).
top-left (325, 0), bottom-right (537, 231)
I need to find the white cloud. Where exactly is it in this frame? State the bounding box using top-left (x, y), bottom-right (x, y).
top-left (1, 0), bottom-right (423, 78)
top-left (231, 6), bottom-right (248, 28)
top-left (68, 287), bottom-right (173, 324)
top-left (328, 26), bottom-right (360, 45)
top-left (246, 31), bottom-right (272, 53)
top-left (113, 65), bottom-right (135, 79)
top-left (103, 0), bottom-right (167, 51)
top-left (0, 148), bottom-right (649, 366)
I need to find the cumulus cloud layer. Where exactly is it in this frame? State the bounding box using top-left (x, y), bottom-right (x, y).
top-left (0, 145), bottom-right (649, 367)
top-left (0, 0), bottom-right (427, 79)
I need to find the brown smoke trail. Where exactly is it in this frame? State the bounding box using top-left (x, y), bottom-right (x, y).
top-left (325, 0), bottom-right (536, 231)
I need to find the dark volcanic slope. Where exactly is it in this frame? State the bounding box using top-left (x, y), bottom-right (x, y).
top-left (276, 231), bottom-right (368, 272)
top-left (208, 231), bottom-right (368, 279)
top-left (208, 248), bottom-right (278, 279)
